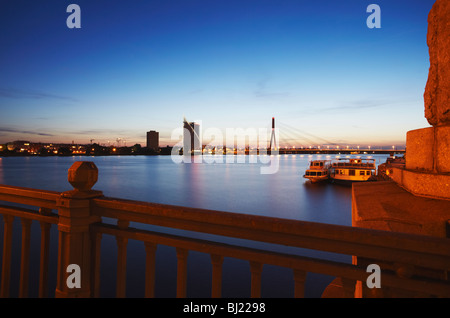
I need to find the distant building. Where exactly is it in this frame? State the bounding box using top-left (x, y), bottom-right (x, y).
top-left (146, 130), bottom-right (159, 151)
top-left (9, 140), bottom-right (31, 152)
top-left (183, 121), bottom-right (200, 154)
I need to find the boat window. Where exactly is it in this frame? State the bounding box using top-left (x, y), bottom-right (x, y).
top-left (366, 171), bottom-right (371, 175)
top-left (311, 171), bottom-right (317, 176)
top-left (359, 171), bottom-right (365, 176)
top-left (349, 170), bottom-right (355, 176)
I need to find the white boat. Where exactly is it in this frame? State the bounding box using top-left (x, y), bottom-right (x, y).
top-left (303, 160), bottom-right (332, 183)
top-left (329, 158), bottom-right (376, 184)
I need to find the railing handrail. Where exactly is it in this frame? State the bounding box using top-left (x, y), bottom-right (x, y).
top-left (0, 183), bottom-right (449, 269)
top-left (331, 163), bottom-right (376, 169)
top-left (0, 184), bottom-right (60, 210)
top-left (0, 204), bottom-right (59, 224)
top-left (93, 222), bottom-right (450, 297)
top-left (91, 196), bottom-right (450, 270)
top-left (0, 174), bottom-right (449, 298)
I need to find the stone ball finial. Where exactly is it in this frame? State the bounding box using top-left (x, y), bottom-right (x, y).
top-left (68, 161), bottom-right (98, 192)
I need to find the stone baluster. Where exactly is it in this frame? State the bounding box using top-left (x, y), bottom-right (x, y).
top-left (249, 261), bottom-right (263, 298)
top-left (19, 218), bottom-right (32, 297)
top-left (293, 269), bottom-right (307, 298)
top-left (144, 242), bottom-right (157, 298)
top-left (115, 220), bottom-right (129, 298)
top-left (210, 254), bottom-right (224, 298)
top-left (38, 207), bottom-right (52, 298)
top-left (0, 215), bottom-right (14, 297)
top-left (176, 248), bottom-right (189, 297)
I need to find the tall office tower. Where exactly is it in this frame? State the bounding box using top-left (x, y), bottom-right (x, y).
top-left (146, 130), bottom-right (159, 151)
top-left (183, 119), bottom-right (201, 155)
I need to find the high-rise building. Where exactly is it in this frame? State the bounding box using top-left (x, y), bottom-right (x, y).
top-left (146, 130), bottom-right (159, 151)
top-left (183, 120), bottom-right (200, 155)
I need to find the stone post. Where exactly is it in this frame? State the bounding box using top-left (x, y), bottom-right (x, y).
top-left (424, 0), bottom-right (450, 126)
top-left (389, 0), bottom-right (450, 200)
top-left (55, 161), bottom-right (103, 298)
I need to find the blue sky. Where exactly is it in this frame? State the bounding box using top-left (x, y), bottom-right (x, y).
top-left (0, 0), bottom-right (436, 148)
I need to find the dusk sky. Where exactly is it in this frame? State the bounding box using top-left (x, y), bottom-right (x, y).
top-left (0, 0), bottom-right (436, 148)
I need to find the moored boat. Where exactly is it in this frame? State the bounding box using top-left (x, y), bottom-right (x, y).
top-left (329, 158), bottom-right (376, 185)
top-left (303, 160), bottom-right (332, 183)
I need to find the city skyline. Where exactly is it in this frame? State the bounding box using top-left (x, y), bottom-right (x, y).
top-left (0, 0), bottom-right (435, 148)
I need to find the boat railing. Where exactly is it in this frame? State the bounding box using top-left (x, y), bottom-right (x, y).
top-left (308, 161), bottom-right (332, 169)
top-left (307, 166), bottom-right (330, 170)
top-left (0, 161), bottom-right (449, 298)
top-left (331, 162), bottom-right (376, 169)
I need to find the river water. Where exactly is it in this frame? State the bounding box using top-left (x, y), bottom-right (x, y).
top-left (0, 154), bottom-right (389, 298)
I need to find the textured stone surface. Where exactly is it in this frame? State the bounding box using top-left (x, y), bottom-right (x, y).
top-left (436, 126), bottom-right (450, 173)
top-left (390, 166), bottom-right (450, 200)
top-left (352, 181), bottom-right (450, 237)
top-left (424, 0), bottom-right (450, 126)
top-left (405, 127), bottom-right (434, 171)
top-left (405, 126), bottom-right (450, 173)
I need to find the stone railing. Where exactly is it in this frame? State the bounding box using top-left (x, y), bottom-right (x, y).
top-left (0, 161), bottom-right (449, 298)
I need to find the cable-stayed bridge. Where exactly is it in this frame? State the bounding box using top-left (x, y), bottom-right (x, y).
top-left (182, 117), bottom-right (405, 155)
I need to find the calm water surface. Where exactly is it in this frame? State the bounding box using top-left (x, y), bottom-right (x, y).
top-left (0, 154), bottom-right (388, 298)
